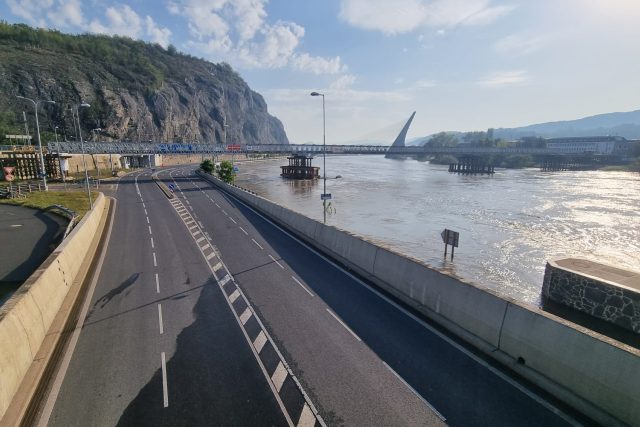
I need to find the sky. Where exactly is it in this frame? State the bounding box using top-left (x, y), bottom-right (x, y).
top-left (2, 0), bottom-right (640, 144)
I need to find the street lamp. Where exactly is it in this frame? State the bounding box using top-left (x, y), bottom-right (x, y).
top-left (310, 91), bottom-right (327, 224)
top-left (53, 125), bottom-right (65, 183)
top-left (74, 102), bottom-right (92, 208)
top-left (91, 128), bottom-right (103, 187)
top-left (16, 96), bottom-right (55, 190)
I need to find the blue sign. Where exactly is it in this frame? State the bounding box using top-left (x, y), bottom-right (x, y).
top-left (233, 166), bottom-right (239, 172)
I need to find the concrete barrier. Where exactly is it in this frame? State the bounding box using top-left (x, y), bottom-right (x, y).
top-left (198, 171), bottom-right (639, 426)
top-left (0, 193), bottom-right (107, 421)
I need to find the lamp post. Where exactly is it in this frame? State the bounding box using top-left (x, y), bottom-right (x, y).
top-left (54, 125), bottom-right (66, 183)
top-left (74, 102), bottom-right (92, 208)
top-left (310, 91), bottom-right (327, 224)
top-left (16, 96), bottom-right (55, 190)
top-left (91, 128), bottom-right (102, 188)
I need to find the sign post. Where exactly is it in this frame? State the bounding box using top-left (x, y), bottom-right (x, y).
top-left (441, 228), bottom-right (459, 261)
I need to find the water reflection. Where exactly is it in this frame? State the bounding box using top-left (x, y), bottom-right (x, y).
top-left (235, 156), bottom-right (640, 306)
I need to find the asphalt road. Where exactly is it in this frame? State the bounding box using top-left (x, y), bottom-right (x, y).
top-left (42, 166), bottom-right (581, 426)
top-left (0, 204), bottom-right (67, 304)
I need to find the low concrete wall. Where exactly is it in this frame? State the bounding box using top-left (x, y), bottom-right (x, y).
top-left (543, 259), bottom-right (640, 333)
top-left (0, 193), bottom-right (107, 420)
top-left (198, 171), bottom-right (640, 426)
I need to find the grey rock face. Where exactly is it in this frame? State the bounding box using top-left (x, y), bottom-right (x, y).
top-left (0, 40), bottom-right (288, 146)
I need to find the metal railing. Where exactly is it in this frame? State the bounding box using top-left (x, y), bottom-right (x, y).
top-left (0, 181), bottom-right (45, 199)
top-left (46, 204), bottom-right (79, 239)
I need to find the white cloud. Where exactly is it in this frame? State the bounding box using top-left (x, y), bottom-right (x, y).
top-left (47, 0), bottom-right (84, 28)
top-left (415, 79), bottom-right (436, 88)
top-left (171, 0), bottom-right (345, 73)
top-left (7, 0), bottom-right (54, 27)
top-left (339, 0), bottom-right (514, 35)
top-left (478, 70), bottom-right (529, 87)
top-left (146, 16), bottom-right (172, 48)
top-left (339, 0), bottom-right (429, 35)
top-left (493, 33), bottom-right (549, 56)
top-left (330, 74), bottom-right (357, 90)
top-left (293, 53), bottom-right (346, 75)
top-left (89, 5), bottom-right (142, 38)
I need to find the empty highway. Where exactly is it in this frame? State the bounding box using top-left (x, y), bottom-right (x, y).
top-left (40, 166), bottom-right (584, 426)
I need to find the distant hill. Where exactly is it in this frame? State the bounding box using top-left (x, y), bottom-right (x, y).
top-left (0, 22), bottom-right (288, 145)
top-left (410, 109), bottom-right (640, 145)
top-left (493, 110), bottom-right (640, 140)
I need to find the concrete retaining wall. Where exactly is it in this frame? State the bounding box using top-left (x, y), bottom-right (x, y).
top-left (0, 193), bottom-right (107, 420)
top-left (199, 172), bottom-right (640, 426)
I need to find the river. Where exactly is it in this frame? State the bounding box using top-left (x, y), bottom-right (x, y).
top-left (233, 155), bottom-right (640, 305)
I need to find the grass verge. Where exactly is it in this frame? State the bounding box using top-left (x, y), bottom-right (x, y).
top-left (0, 190), bottom-right (98, 219)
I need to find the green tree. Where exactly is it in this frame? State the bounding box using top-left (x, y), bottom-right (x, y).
top-left (426, 132), bottom-right (458, 147)
top-left (217, 160), bottom-right (234, 183)
top-left (200, 159), bottom-right (214, 173)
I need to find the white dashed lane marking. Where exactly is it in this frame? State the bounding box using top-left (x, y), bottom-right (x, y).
top-left (269, 255), bottom-right (284, 269)
top-left (292, 276), bottom-right (314, 297)
top-left (251, 239), bottom-right (264, 250)
top-left (239, 227), bottom-right (249, 236)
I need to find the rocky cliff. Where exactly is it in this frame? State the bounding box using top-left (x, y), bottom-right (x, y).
top-left (0, 23), bottom-right (288, 146)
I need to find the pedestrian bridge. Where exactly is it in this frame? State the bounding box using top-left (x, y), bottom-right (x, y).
top-left (46, 141), bottom-right (568, 156)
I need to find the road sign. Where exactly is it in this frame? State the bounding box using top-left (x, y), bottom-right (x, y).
top-left (320, 193), bottom-right (332, 200)
top-left (441, 229), bottom-right (459, 247)
top-left (227, 144), bottom-right (241, 151)
top-left (441, 228), bottom-right (459, 260)
top-left (233, 166), bottom-right (239, 172)
top-left (3, 166), bottom-right (15, 182)
top-left (5, 135), bottom-right (31, 140)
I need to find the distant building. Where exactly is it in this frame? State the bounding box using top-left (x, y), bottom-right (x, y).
top-left (545, 136), bottom-right (630, 156)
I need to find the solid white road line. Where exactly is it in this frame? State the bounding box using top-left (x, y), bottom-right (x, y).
top-left (251, 238), bottom-right (264, 250)
top-left (269, 255), bottom-right (285, 269)
top-left (253, 330), bottom-right (267, 354)
top-left (151, 237), bottom-right (155, 249)
top-left (155, 273), bottom-right (160, 293)
top-left (292, 276), bottom-right (314, 297)
top-left (271, 362), bottom-right (288, 393)
top-left (383, 362), bottom-right (446, 421)
top-left (158, 304), bottom-right (164, 334)
top-left (36, 197), bottom-right (117, 427)
top-left (239, 226), bottom-right (249, 235)
top-left (153, 252), bottom-right (157, 267)
top-left (161, 352), bottom-right (169, 408)
top-left (326, 309), bottom-right (362, 342)
top-left (215, 184), bottom-right (576, 424)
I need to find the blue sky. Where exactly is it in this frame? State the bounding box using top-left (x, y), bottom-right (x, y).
top-left (2, 0), bottom-right (640, 144)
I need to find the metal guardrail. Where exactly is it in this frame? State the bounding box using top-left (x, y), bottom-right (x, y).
top-left (0, 182), bottom-right (44, 199)
top-left (46, 204), bottom-right (79, 239)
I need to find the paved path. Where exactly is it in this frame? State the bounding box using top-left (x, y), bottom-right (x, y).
top-left (42, 167), bottom-right (582, 426)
